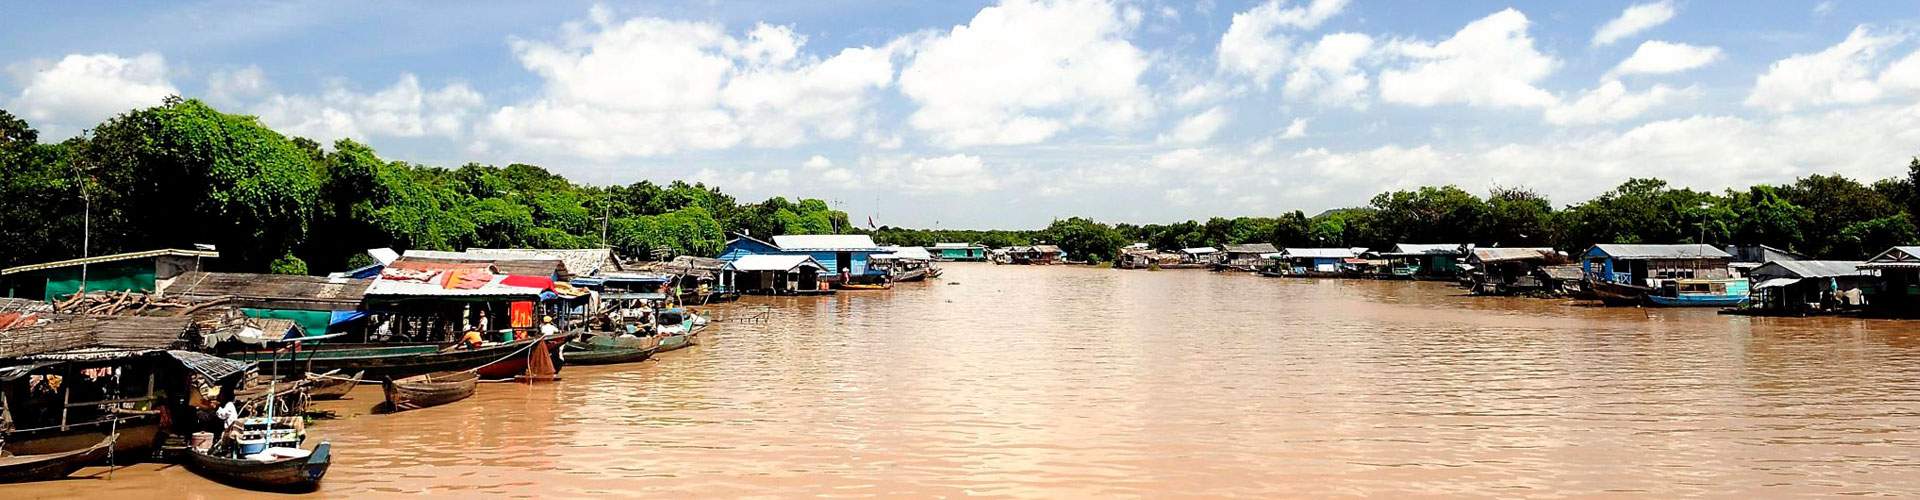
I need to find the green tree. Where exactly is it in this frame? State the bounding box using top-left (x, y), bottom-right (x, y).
top-left (1477, 186), bottom-right (1554, 246)
top-left (77, 97), bottom-right (320, 270)
top-left (1039, 217), bottom-right (1125, 263)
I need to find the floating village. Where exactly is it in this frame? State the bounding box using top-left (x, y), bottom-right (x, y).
top-left (0, 234), bottom-right (1915, 491)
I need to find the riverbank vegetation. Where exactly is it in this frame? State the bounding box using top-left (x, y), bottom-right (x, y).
top-left (3, 98), bottom-right (1917, 271)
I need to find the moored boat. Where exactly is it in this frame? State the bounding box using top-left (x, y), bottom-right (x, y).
top-left (472, 334), bottom-right (572, 380)
top-left (381, 371), bottom-right (478, 412)
top-left (185, 441), bottom-right (331, 492)
top-left (562, 335), bottom-right (658, 365)
top-left (0, 434), bottom-right (115, 484)
top-left (224, 336), bottom-right (553, 379)
top-left (838, 282), bottom-right (892, 290)
top-left (304, 370), bottom-right (364, 400)
top-left (1646, 278), bottom-right (1750, 307)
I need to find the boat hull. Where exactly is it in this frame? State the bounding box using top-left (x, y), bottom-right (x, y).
top-left (185, 441), bottom-right (331, 492)
top-left (563, 336), bottom-right (658, 365)
top-left (1646, 294), bottom-right (1750, 307)
top-left (0, 434), bottom-right (115, 484)
top-left (1586, 279), bottom-right (1652, 306)
top-left (381, 371), bottom-right (478, 412)
top-left (3, 420), bottom-right (158, 456)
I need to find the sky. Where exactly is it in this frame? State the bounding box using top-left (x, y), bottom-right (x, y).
top-left (5, 0), bottom-right (1920, 229)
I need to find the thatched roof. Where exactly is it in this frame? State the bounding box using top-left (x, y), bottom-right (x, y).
top-left (0, 315), bottom-right (193, 360)
top-left (162, 271), bottom-right (369, 311)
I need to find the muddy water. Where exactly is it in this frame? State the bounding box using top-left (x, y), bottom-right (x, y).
top-left (14, 263), bottom-right (1920, 498)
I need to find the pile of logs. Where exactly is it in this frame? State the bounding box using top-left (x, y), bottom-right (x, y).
top-left (51, 290), bottom-right (230, 317)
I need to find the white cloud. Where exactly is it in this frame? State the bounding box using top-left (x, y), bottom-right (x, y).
top-left (1592, 1), bottom-right (1676, 47)
top-left (5, 52), bottom-right (177, 134)
top-left (1378, 9), bottom-right (1558, 109)
top-left (1545, 80), bottom-right (1690, 126)
top-left (905, 154), bottom-right (999, 193)
top-left (1283, 32), bottom-right (1373, 106)
top-left (1882, 51), bottom-right (1920, 93)
top-left (1746, 26), bottom-right (1903, 112)
top-left (899, 0), bottom-right (1151, 147)
top-left (482, 8), bottom-right (895, 159)
top-left (1281, 117), bottom-right (1308, 138)
top-left (252, 73), bottom-right (484, 143)
top-left (803, 154), bottom-right (833, 169)
top-left (1159, 106), bottom-right (1230, 144)
top-left (207, 65), bottom-right (269, 103)
top-left (1217, 0), bottom-right (1352, 86)
top-left (1611, 41), bottom-right (1723, 76)
top-left (1814, 1), bottom-right (1837, 16)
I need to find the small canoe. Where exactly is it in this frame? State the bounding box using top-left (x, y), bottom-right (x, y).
top-left (381, 371), bottom-right (478, 412)
top-left (185, 441), bottom-right (330, 492)
top-left (305, 370), bottom-right (364, 400)
top-left (562, 336), bottom-right (658, 366)
top-left (839, 282), bottom-right (892, 290)
top-left (0, 434), bottom-right (114, 484)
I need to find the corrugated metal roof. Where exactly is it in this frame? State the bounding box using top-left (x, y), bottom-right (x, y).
top-left (1180, 247), bottom-right (1218, 254)
top-left (467, 248), bottom-right (618, 276)
top-left (1282, 248), bottom-right (1359, 259)
top-left (365, 273), bottom-right (545, 298)
top-left (771, 235), bottom-right (880, 251)
top-left (1753, 260), bottom-right (1869, 278)
top-left (3, 249), bottom-right (219, 275)
top-left (1471, 247), bottom-right (1558, 263)
top-left (1389, 243), bottom-right (1465, 255)
top-left (727, 254), bottom-right (824, 272)
top-left (931, 242), bottom-right (982, 248)
top-left (1590, 244), bottom-right (1731, 259)
top-left (874, 247), bottom-right (933, 260)
top-left (1223, 243), bottom-right (1280, 254)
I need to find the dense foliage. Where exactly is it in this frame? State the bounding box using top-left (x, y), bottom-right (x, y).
top-left (2, 99), bottom-right (1916, 270)
top-left (0, 100), bottom-right (851, 273)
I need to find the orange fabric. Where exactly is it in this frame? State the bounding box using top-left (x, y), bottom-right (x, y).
top-left (509, 301), bottom-right (535, 329)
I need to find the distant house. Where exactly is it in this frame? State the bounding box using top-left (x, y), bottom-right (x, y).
top-left (1583, 244), bottom-right (1734, 286)
top-left (1220, 243), bottom-right (1280, 270)
top-left (720, 234), bottom-right (886, 281)
top-left (1006, 245), bottom-right (1063, 265)
top-left (1378, 243), bottom-right (1467, 279)
top-left (2, 248), bottom-right (218, 301)
top-left (1747, 260), bottom-right (1874, 315)
top-left (1272, 248), bottom-right (1360, 276)
top-left (1178, 247), bottom-right (1218, 264)
top-left (1858, 246), bottom-right (1920, 313)
top-left (1465, 247), bottom-right (1566, 295)
top-left (1725, 244), bottom-right (1808, 276)
top-left (726, 254), bottom-right (826, 295)
top-left (927, 243), bottom-right (989, 262)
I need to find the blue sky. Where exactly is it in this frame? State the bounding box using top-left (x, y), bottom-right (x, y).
top-left (6, 1), bottom-right (1920, 229)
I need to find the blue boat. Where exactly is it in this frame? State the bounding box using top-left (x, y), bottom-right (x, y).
top-left (1645, 278), bottom-right (1750, 307)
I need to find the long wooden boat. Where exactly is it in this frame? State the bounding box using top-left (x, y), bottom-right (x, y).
top-left (890, 267), bottom-right (928, 282)
top-left (473, 334), bottom-right (573, 380)
top-left (185, 441), bottom-right (331, 492)
top-left (1646, 278), bottom-right (1750, 307)
top-left (562, 336), bottom-right (658, 366)
top-left (839, 282), bottom-right (893, 290)
top-left (3, 418), bottom-right (159, 456)
top-left (225, 337), bottom-right (550, 379)
top-left (1586, 278), bottom-right (1652, 306)
top-left (381, 371), bottom-right (478, 412)
top-left (0, 434), bottom-right (114, 484)
top-left (305, 370), bottom-right (364, 400)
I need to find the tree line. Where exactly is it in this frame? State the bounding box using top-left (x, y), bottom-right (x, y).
top-left (4, 97), bottom-right (1917, 272)
top-left (0, 98), bottom-right (849, 273)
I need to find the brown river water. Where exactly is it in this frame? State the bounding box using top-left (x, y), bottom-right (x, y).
top-left (11, 263), bottom-right (1920, 498)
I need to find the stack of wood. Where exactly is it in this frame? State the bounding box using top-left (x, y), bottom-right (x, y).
top-left (50, 290), bottom-right (230, 317)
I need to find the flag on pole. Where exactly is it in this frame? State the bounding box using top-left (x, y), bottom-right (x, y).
top-left (868, 216), bottom-right (877, 229)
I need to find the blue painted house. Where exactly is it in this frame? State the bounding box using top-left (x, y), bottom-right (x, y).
top-left (1582, 244), bottom-right (1733, 285)
top-left (720, 234), bottom-right (886, 281)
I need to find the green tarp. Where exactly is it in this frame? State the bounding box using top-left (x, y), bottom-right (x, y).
top-left (241, 308), bottom-right (332, 337)
top-left (40, 260), bottom-right (156, 301)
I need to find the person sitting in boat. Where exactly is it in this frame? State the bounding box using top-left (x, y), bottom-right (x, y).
top-left (459, 325), bottom-right (486, 349)
top-left (539, 315), bottom-right (560, 337)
